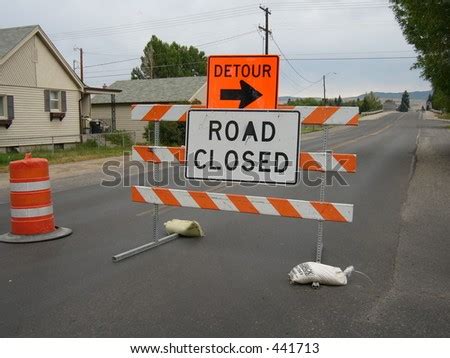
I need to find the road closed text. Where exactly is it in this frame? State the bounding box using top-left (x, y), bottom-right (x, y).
top-left (185, 110), bottom-right (300, 184)
top-left (193, 120), bottom-right (289, 174)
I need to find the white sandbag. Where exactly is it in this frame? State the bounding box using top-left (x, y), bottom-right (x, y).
top-left (288, 262), bottom-right (354, 286)
top-left (164, 219), bottom-right (204, 237)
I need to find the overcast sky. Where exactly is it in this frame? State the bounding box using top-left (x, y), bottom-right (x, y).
top-left (3, 0), bottom-right (431, 97)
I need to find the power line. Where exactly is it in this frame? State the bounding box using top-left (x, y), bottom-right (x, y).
top-left (51, 5), bottom-right (255, 37)
top-left (280, 68), bottom-right (307, 91)
top-left (84, 60), bottom-right (207, 79)
top-left (268, 1), bottom-right (390, 11)
top-left (50, 2), bottom-right (390, 41)
top-left (282, 56), bottom-right (417, 61)
top-left (51, 6), bottom-right (260, 41)
top-left (194, 30), bottom-right (258, 48)
top-left (270, 34), bottom-right (317, 83)
top-left (83, 29), bottom-right (256, 69)
top-left (85, 67), bottom-right (137, 74)
top-left (292, 78), bottom-right (324, 96)
top-left (84, 57), bottom-right (140, 68)
top-left (85, 73), bottom-right (132, 79)
top-left (284, 50), bottom-right (416, 56)
top-left (83, 51), bottom-right (138, 57)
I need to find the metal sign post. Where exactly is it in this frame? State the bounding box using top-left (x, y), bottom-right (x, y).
top-left (312, 127), bottom-right (330, 289)
top-left (153, 121), bottom-right (160, 242)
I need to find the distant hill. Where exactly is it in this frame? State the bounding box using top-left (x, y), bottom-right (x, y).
top-left (279, 90), bottom-right (432, 104)
top-left (354, 90), bottom-right (431, 100)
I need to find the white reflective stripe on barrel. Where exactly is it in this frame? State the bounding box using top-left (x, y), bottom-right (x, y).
top-left (10, 180), bottom-right (51, 192)
top-left (10, 205), bottom-right (53, 218)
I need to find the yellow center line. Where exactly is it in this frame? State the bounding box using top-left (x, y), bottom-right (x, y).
top-left (330, 113), bottom-right (406, 150)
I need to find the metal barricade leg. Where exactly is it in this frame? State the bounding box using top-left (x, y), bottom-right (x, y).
top-left (153, 121), bottom-right (160, 242)
top-left (112, 121), bottom-right (182, 262)
top-left (312, 126), bottom-right (330, 289)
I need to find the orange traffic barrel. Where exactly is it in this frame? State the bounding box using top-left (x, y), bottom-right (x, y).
top-left (0, 153), bottom-right (72, 243)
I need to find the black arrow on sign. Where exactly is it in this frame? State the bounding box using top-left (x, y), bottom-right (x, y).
top-left (220, 80), bottom-right (263, 108)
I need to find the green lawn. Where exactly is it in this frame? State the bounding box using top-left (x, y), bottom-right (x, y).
top-left (1, 126), bottom-right (325, 173)
top-left (301, 125), bottom-right (322, 134)
top-left (0, 141), bottom-right (130, 172)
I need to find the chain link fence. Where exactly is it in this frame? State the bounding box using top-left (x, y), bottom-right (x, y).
top-left (1, 131), bottom-right (138, 153)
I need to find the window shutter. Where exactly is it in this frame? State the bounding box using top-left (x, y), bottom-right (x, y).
top-left (44, 90), bottom-right (50, 112)
top-left (61, 91), bottom-right (67, 112)
top-left (7, 96), bottom-right (14, 120)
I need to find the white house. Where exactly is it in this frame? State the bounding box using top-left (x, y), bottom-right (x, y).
top-left (0, 25), bottom-right (119, 151)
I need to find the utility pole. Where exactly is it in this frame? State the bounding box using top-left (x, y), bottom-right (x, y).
top-left (74, 47), bottom-right (84, 82)
top-left (80, 48), bottom-right (84, 82)
top-left (258, 5), bottom-right (271, 55)
top-left (322, 72), bottom-right (336, 105)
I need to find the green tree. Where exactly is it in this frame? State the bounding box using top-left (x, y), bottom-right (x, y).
top-left (287, 97), bottom-right (322, 106)
top-left (131, 67), bottom-right (145, 80)
top-left (143, 122), bottom-right (185, 146)
top-left (131, 35), bottom-right (207, 79)
top-left (431, 87), bottom-right (450, 111)
top-left (398, 90), bottom-right (410, 112)
top-left (359, 92), bottom-right (383, 113)
top-left (390, 1), bottom-right (450, 100)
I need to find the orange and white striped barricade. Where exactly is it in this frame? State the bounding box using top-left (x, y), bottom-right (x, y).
top-left (114, 106), bottom-right (359, 265)
top-left (131, 186), bottom-right (353, 223)
top-left (131, 104), bottom-right (359, 126)
top-left (0, 153), bottom-right (72, 243)
top-left (120, 54), bottom-right (361, 287)
top-left (131, 146), bottom-right (357, 173)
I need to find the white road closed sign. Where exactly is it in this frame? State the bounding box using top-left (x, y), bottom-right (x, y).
top-left (185, 109), bottom-right (301, 184)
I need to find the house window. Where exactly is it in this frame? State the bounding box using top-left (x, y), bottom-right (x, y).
top-left (0, 95), bottom-right (6, 118)
top-left (49, 90), bottom-right (60, 111)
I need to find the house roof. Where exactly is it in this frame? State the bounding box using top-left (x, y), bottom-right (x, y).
top-left (84, 86), bottom-right (122, 95)
top-left (0, 25), bottom-right (84, 89)
top-left (92, 76), bottom-right (206, 104)
top-left (0, 25), bottom-right (38, 60)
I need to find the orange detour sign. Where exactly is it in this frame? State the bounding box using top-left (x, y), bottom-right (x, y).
top-left (207, 55), bottom-right (279, 109)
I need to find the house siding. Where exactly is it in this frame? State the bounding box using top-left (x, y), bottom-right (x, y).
top-left (0, 32), bottom-right (82, 148)
top-left (0, 85), bottom-right (80, 147)
top-left (34, 36), bottom-right (78, 91)
top-left (0, 38), bottom-right (37, 87)
top-left (92, 103), bottom-right (147, 140)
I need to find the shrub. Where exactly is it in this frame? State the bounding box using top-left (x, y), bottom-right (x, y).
top-left (105, 131), bottom-right (133, 147)
top-left (143, 122), bottom-right (185, 146)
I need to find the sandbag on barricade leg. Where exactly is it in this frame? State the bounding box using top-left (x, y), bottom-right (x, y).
top-left (113, 219), bottom-right (204, 262)
top-left (289, 262), bottom-right (354, 286)
top-left (164, 219), bottom-right (205, 237)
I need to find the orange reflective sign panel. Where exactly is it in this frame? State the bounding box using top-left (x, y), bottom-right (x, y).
top-left (207, 55), bottom-right (279, 109)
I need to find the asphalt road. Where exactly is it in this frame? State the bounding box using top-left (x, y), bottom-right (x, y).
top-left (0, 111), bottom-right (448, 337)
